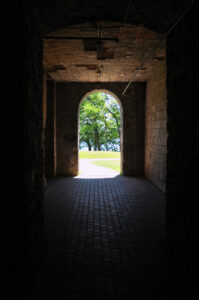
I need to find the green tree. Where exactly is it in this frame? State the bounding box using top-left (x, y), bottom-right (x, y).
top-left (79, 92), bottom-right (120, 151)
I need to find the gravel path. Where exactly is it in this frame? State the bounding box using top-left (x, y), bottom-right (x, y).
top-left (77, 159), bottom-right (120, 178)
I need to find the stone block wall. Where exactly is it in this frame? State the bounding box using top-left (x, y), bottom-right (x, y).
top-left (123, 83), bottom-right (146, 176)
top-left (45, 81), bottom-right (56, 177)
top-left (145, 55), bottom-right (167, 191)
top-left (22, 4), bottom-right (46, 286)
top-left (56, 83), bottom-right (79, 176)
top-left (166, 3), bottom-right (195, 285)
top-left (20, 0), bottom-right (195, 293)
top-left (54, 82), bottom-right (146, 176)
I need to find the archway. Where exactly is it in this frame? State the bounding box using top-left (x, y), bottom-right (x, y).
top-left (78, 89), bottom-right (123, 177)
top-left (23, 3), bottom-right (195, 295)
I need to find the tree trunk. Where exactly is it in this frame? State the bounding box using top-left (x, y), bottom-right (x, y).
top-left (86, 140), bottom-right (92, 151)
top-left (94, 135), bottom-right (97, 151)
top-left (104, 117), bottom-right (109, 151)
top-left (94, 127), bottom-right (101, 151)
top-left (84, 139), bottom-right (92, 151)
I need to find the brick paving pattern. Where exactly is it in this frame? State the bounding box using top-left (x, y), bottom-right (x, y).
top-left (29, 176), bottom-right (179, 299)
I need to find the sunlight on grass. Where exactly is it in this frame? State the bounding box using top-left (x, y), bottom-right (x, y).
top-left (79, 151), bottom-right (120, 159)
top-left (91, 160), bottom-right (120, 172)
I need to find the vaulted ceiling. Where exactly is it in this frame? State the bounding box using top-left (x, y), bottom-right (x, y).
top-left (35, 0), bottom-right (188, 34)
top-left (40, 0), bottom-right (189, 82)
top-left (43, 23), bottom-right (165, 82)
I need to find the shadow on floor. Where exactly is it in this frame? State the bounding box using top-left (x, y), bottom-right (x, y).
top-left (29, 176), bottom-right (182, 299)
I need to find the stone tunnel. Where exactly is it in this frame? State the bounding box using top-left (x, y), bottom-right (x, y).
top-left (4, 0), bottom-right (197, 298)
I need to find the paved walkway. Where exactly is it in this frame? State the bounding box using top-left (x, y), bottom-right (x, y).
top-left (78, 159), bottom-right (120, 178)
top-left (29, 176), bottom-right (180, 299)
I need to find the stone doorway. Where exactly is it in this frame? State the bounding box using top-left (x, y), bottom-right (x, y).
top-left (78, 89), bottom-right (122, 177)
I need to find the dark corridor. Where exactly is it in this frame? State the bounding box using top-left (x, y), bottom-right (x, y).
top-left (2, 0), bottom-right (196, 298)
top-left (29, 176), bottom-right (179, 299)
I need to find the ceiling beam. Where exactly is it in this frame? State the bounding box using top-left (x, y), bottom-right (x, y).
top-left (44, 36), bottom-right (119, 42)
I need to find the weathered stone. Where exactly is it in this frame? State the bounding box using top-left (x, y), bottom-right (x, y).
top-left (19, 0), bottom-right (195, 293)
top-left (43, 24), bottom-right (165, 83)
top-left (52, 82), bottom-right (145, 176)
top-left (145, 54), bottom-right (167, 191)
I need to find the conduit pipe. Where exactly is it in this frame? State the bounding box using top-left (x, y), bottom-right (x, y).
top-left (122, 0), bottom-right (194, 95)
top-left (122, 0), bottom-right (133, 26)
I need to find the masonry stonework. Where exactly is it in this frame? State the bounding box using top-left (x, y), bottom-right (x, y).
top-left (145, 56), bottom-right (167, 191)
top-left (45, 81), bottom-right (56, 177)
top-left (166, 4), bottom-right (195, 284)
top-left (20, 0), bottom-right (195, 292)
top-left (54, 82), bottom-right (146, 176)
top-left (23, 13), bottom-right (46, 282)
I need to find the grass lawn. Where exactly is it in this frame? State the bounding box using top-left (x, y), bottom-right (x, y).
top-left (91, 160), bottom-right (120, 172)
top-left (79, 151), bottom-right (120, 159)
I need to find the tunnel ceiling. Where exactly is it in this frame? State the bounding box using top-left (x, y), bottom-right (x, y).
top-left (38, 0), bottom-right (188, 34)
top-left (40, 0), bottom-right (189, 82)
top-left (43, 23), bottom-right (165, 82)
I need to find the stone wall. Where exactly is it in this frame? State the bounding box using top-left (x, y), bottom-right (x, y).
top-left (45, 81), bottom-right (56, 177)
top-left (145, 54), bottom-right (167, 191)
top-left (166, 3), bottom-right (195, 285)
top-left (22, 1), bottom-right (46, 287)
top-left (20, 0), bottom-right (195, 293)
top-left (54, 82), bottom-right (146, 176)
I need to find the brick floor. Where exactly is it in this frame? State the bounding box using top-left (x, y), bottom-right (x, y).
top-left (29, 176), bottom-right (180, 299)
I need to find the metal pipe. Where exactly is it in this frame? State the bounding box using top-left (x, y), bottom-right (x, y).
top-left (142, 34), bottom-right (165, 67)
top-left (122, 0), bottom-right (194, 95)
top-left (166, 0), bottom-right (194, 36)
top-left (122, 69), bottom-right (139, 95)
top-left (97, 22), bottom-right (103, 60)
top-left (122, 0), bottom-right (133, 26)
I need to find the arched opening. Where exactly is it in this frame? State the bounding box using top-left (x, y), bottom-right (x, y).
top-left (78, 89), bottom-right (123, 177)
top-left (43, 22), bottom-right (164, 180)
top-left (21, 1), bottom-right (197, 297)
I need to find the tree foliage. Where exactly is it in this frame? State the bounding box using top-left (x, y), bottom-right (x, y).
top-left (79, 92), bottom-right (121, 151)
